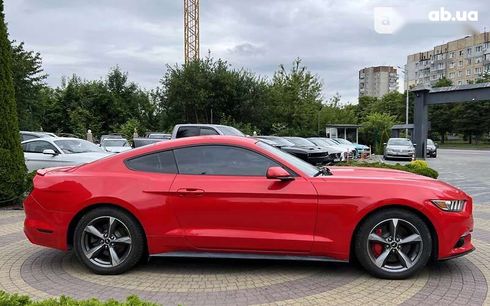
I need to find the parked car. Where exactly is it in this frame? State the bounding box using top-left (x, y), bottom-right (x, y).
top-left (307, 137), bottom-right (347, 162)
top-left (24, 136), bottom-right (474, 279)
top-left (426, 139), bottom-right (438, 158)
top-left (133, 133), bottom-right (171, 148)
top-left (384, 138), bottom-right (416, 161)
top-left (20, 131), bottom-right (57, 142)
top-left (258, 136), bottom-right (330, 165)
top-left (328, 138), bottom-right (358, 158)
top-left (100, 134), bottom-right (123, 142)
top-left (171, 124), bottom-right (245, 139)
top-left (21, 137), bottom-right (112, 172)
top-left (146, 133), bottom-right (171, 140)
top-left (331, 138), bottom-right (364, 158)
top-left (100, 138), bottom-right (132, 153)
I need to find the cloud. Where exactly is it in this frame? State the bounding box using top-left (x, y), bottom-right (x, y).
top-left (5, 0), bottom-right (490, 102)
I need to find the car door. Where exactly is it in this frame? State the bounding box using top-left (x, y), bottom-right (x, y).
top-left (22, 140), bottom-right (65, 171)
top-left (168, 145), bottom-right (318, 253)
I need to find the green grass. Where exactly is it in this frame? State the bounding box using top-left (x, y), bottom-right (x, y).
top-left (0, 291), bottom-right (159, 306)
top-left (438, 140), bottom-right (490, 150)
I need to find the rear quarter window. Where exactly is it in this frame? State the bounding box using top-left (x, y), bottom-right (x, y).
top-left (125, 151), bottom-right (178, 174)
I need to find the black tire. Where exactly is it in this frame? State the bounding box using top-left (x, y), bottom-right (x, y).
top-left (354, 208), bottom-right (432, 279)
top-left (73, 207), bottom-right (145, 274)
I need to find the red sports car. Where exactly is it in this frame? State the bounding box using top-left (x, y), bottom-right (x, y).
top-left (24, 136), bottom-right (474, 279)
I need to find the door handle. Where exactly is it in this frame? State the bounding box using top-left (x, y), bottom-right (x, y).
top-left (177, 188), bottom-right (205, 196)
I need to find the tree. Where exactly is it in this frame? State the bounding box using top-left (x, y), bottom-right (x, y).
top-left (360, 113), bottom-right (395, 154)
top-left (0, 0), bottom-right (27, 203)
top-left (318, 93), bottom-right (357, 136)
top-left (11, 41), bottom-right (47, 130)
top-left (266, 58), bottom-right (323, 136)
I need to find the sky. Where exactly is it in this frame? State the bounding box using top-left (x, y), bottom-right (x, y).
top-left (5, 0), bottom-right (489, 103)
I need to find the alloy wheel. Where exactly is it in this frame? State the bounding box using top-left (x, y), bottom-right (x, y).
top-left (366, 218), bottom-right (423, 272)
top-left (80, 216), bottom-right (132, 268)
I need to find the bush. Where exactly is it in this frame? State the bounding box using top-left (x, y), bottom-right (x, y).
top-left (337, 160), bottom-right (439, 179)
top-left (0, 291), bottom-right (158, 306)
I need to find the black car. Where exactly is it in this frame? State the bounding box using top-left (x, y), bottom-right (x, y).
top-left (426, 139), bottom-right (438, 158)
top-left (256, 136), bottom-right (330, 165)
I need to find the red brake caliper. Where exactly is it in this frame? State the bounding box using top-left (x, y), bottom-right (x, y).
top-left (372, 228), bottom-right (383, 257)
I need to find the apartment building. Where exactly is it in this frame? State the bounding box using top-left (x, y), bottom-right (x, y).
top-left (407, 32), bottom-right (490, 88)
top-left (358, 66), bottom-right (399, 98)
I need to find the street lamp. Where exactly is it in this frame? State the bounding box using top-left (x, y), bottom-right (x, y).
top-left (397, 66), bottom-right (410, 139)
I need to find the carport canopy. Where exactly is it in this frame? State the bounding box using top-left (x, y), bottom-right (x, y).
top-left (325, 124), bottom-right (361, 143)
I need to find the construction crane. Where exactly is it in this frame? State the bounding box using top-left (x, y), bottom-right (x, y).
top-left (184, 0), bottom-right (199, 64)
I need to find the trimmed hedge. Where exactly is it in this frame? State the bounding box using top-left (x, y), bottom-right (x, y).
top-left (337, 160), bottom-right (439, 179)
top-left (0, 291), bottom-right (158, 306)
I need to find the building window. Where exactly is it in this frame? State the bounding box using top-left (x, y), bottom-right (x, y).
top-left (449, 52), bottom-right (455, 58)
top-left (458, 81), bottom-right (463, 85)
top-left (467, 48), bottom-right (472, 55)
top-left (459, 50), bottom-right (464, 56)
top-left (475, 67), bottom-right (483, 75)
top-left (476, 57), bottom-right (482, 64)
top-left (467, 58), bottom-right (472, 65)
top-left (466, 69), bottom-right (471, 76)
top-left (449, 62), bottom-right (455, 68)
top-left (458, 60), bottom-right (463, 67)
top-left (449, 72), bottom-right (455, 79)
top-left (458, 71), bottom-right (463, 77)
top-left (476, 45), bottom-right (482, 52)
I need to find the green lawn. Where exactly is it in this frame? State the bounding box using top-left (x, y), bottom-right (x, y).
top-left (438, 140), bottom-right (490, 150)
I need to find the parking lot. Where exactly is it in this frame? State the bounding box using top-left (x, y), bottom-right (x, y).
top-left (0, 149), bottom-right (489, 305)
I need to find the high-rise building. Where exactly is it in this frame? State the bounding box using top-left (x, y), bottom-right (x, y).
top-left (407, 32), bottom-right (490, 88)
top-left (359, 66), bottom-right (398, 98)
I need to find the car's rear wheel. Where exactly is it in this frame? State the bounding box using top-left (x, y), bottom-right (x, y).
top-left (354, 209), bottom-right (432, 279)
top-left (73, 207), bottom-right (144, 274)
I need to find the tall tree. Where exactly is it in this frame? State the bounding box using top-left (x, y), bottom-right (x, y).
top-left (11, 41), bottom-right (47, 130)
top-left (0, 0), bottom-right (27, 203)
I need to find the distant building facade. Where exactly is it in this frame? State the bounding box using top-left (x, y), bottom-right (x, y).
top-left (359, 66), bottom-right (398, 98)
top-left (407, 32), bottom-right (490, 88)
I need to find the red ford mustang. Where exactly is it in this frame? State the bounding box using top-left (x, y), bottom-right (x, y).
top-left (24, 136), bottom-right (474, 279)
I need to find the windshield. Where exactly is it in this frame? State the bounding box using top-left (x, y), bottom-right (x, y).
top-left (258, 136), bottom-right (294, 146)
top-left (285, 137), bottom-right (315, 147)
top-left (54, 139), bottom-right (103, 154)
top-left (427, 139), bottom-right (434, 146)
top-left (217, 126), bottom-right (245, 136)
top-left (102, 139), bottom-right (129, 147)
top-left (257, 141), bottom-right (318, 177)
top-left (334, 138), bottom-right (352, 145)
top-left (388, 139), bottom-right (413, 146)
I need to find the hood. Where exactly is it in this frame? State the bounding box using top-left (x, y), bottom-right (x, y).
top-left (327, 166), bottom-right (430, 181)
top-left (73, 152), bottom-right (114, 161)
top-left (310, 166), bottom-right (469, 203)
top-left (103, 146), bottom-right (132, 153)
top-left (386, 145), bottom-right (414, 150)
top-left (282, 146), bottom-right (328, 154)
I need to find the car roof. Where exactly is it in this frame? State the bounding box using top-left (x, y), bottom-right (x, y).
top-left (21, 136), bottom-right (83, 144)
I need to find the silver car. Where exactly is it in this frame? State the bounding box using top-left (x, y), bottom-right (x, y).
top-left (22, 137), bottom-right (112, 172)
top-left (383, 138), bottom-right (416, 161)
top-left (100, 138), bottom-right (132, 153)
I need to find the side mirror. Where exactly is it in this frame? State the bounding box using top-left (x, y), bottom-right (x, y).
top-left (435, 143), bottom-right (439, 147)
top-left (42, 149), bottom-right (57, 156)
top-left (413, 143), bottom-right (417, 147)
top-left (266, 167), bottom-right (294, 181)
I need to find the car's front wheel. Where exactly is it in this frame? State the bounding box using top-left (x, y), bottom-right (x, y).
top-left (354, 209), bottom-right (432, 279)
top-left (73, 207), bottom-right (145, 274)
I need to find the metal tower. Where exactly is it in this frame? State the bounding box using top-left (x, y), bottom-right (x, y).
top-left (184, 0), bottom-right (199, 64)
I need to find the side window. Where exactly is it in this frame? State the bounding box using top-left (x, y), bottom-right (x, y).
top-left (21, 134), bottom-right (37, 141)
top-left (200, 127), bottom-right (219, 136)
top-left (176, 127), bottom-right (199, 138)
top-left (23, 141), bottom-right (59, 153)
top-left (126, 151), bottom-right (177, 174)
top-left (174, 145), bottom-right (280, 176)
